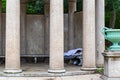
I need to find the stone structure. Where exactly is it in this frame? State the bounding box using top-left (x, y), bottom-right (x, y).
top-left (0, 0), bottom-right (2, 55)
top-left (20, 1), bottom-right (27, 55)
top-left (0, 0), bottom-right (105, 74)
top-left (48, 0), bottom-right (65, 73)
top-left (102, 51), bottom-right (120, 80)
top-left (4, 0), bottom-right (22, 73)
top-left (26, 15), bottom-right (45, 55)
top-left (96, 0), bottom-right (105, 67)
top-left (74, 12), bottom-right (83, 48)
top-left (44, 0), bottom-right (50, 55)
top-left (81, 0), bottom-right (96, 70)
top-left (68, 0), bottom-right (76, 50)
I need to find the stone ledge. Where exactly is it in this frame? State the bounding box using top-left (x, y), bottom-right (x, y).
top-left (102, 51), bottom-right (120, 57)
top-left (102, 75), bottom-right (120, 80)
top-left (0, 71), bottom-right (95, 77)
top-left (0, 74), bottom-right (102, 80)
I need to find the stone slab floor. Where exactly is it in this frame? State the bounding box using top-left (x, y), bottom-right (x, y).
top-left (0, 62), bottom-right (103, 80)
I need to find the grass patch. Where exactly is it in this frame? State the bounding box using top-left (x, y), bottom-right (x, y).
top-left (95, 68), bottom-right (104, 74)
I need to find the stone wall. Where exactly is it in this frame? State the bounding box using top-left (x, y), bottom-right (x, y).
top-left (26, 15), bottom-right (45, 55)
top-left (1, 13), bottom-right (6, 56)
top-left (64, 14), bottom-right (68, 52)
top-left (0, 12), bottom-right (82, 55)
top-left (74, 12), bottom-right (83, 48)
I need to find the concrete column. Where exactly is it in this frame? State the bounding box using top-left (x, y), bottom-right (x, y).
top-left (95, 0), bottom-right (105, 67)
top-left (48, 0), bottom-right (65, 73)
top-left (0, 0), bottom-right (2, 55)
top-left (68, 0), bottom-right (76, 50)
top-left (4, 0), bottom-right (22, 73)
top-left (44, 0), bottom-right (50, 54)
top-left (20, 3), bottom-right (26, 55)
top-left (81, 0), bottom-right (96, 70)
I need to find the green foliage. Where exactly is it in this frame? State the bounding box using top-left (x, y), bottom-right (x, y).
top-left (64, 0), bottom-right (68, 13)
top-left (105, 11), bottom-right (111, 27)
top-left (1, 0), bottom-right (83, 14)
top-left (2, 0), bottom-right (6, 13)
top-left (95, 68), bottom-right (104, 74)
top-left (105, 0), bottom-right (120, 28)
top-left (64, 0), bottom-right (83, 13)
top-left (2, 0), bottom-right (120, 29)
top-left (1, 0), bottom-right (45, 14)
top-left (26, 0), bottom-right (44, 14)
top-left (105, 0), bottom-right (120, 11)
top-left (77, 0), bottom-right (82, 12)
top-left (115, 10), bottom-right (120, 28)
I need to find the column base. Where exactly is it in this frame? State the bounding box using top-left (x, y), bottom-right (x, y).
top-left (48, 69), bottom-right (66, 73)
top-left (80, 67), bottom-right (96, 71)
top-left (4, 69), bottom-right (22, 74)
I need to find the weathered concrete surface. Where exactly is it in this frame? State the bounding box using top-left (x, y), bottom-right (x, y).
top-left (82, 0), bottom-right (96, 70)
top-left (0, 63), bottom-right (94, 76)
top-left (26, 15), bottom-right (45, 55)
top-left (64, 14), bottom-right (68, 52)
top-left (5, 0), bottom-right (21, 73)
top-left (20, 3), bottom-right (27, 55)
top-left (95, 0), bottom-right (105, 67)
top-left (74, 12), bottom-right (83, 48)
top-left (102, 51), bottom-right (120, 80)
top-left (0, 74), bottom-right (102, 80)
top-left (1, 13), bottom-right (6, 56)
top-left (61, 74), bottom-right (102, 80)
top-left (44, 1), bottom-right (50, 54)
top-left (68, 0), bottom-right (76, 50)
top-left (48, 0), bottom-right (65, 73)
top-left (0, 1), bottom-right (2, 56)
top-left (0, 12), bottom-right (82, 56)
top-left (1, 14), bottom-right (45, 55)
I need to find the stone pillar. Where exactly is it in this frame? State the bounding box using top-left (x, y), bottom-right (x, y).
top-left (4, 0), bottom-right (22, 73)
top-left (68, 0), bottom-right (76, 50)
top-left (81, 0), bottom-right (96, 70)
top-left (48, 0), bottom-right (65, 73)
top-left (0, 0), bottom-right (2, 55)
top-left (44, 0), bottom-right (50, 54)
top-left (20, 2), bottom-right (27, 55)
top-left (95, 0), bottom-right (105, 67)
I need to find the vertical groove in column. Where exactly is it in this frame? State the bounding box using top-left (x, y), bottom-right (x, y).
top-left (48, 0), bottom-right (65, 73)
top-left (4, 0), bottom-right (22, 73)
top-left (96, 0), bottom-right (105, 67)
top-left (81, 0), bottom-right (96, 70)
